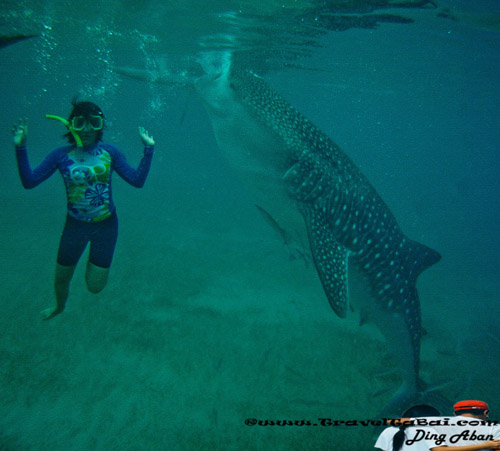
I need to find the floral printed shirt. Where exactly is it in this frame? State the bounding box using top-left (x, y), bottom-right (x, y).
top-left (16, 142), bottom-right (154, 222)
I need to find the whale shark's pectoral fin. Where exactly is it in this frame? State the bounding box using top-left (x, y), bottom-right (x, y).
top-left (300, 205), bottom-right (349, 318)
top-left (283, 155), bottom-right (348, 317)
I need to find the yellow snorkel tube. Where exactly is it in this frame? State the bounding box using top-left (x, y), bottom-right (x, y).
top-left (45, 114), bottom-right (83, 148)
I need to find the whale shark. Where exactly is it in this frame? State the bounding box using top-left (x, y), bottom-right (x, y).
top-left (115, 51), bottom-right (441, 413)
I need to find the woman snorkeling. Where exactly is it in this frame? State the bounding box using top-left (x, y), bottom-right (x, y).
top-left (12, 99), bottom-right (155, 320)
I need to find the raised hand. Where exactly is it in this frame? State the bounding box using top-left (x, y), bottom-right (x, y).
top-left (12, 118), bottom-right (28, 147)
top-left (139, 126), bottom-right (155, 146)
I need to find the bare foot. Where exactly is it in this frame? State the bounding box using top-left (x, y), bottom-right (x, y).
top-left (41, 307), bottom-right (63, 320)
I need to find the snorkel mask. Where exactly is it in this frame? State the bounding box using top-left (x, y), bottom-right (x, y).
top-left (70, 115), bottom-right (104, 131)
top-left (46, 100), bottom-right (105, 148)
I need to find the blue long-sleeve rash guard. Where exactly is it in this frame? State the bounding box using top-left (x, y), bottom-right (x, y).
top-left (16, 142), bottom-right (154, 222)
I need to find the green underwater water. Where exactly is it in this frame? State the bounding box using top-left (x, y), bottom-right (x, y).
top-left (1, 1), bottom-right (500, 449)
top-left (1, 199), bottom-right (498, 449)
top-left (1, 211), bottom-right (383, 449)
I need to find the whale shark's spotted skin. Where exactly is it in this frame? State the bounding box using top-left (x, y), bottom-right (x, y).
top-left (230, 68), bottom-right (441, 381)
top-left (113, 58), bottom-right (442, 412)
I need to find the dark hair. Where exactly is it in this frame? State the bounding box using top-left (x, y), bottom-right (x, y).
top-left (65, 96), bottom-right (105, 144)
top-left (392, 405), bottom-right (441, 451)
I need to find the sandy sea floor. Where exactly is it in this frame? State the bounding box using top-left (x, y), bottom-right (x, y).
top-left (2, 183), bottom-right (498, 451)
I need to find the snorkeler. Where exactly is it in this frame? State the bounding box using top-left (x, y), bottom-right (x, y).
top-left (12, 100), bottom-right (155, 320)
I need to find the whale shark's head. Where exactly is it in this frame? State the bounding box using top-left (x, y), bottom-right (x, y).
top-left (194, 51), bottom-right (243, 118)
